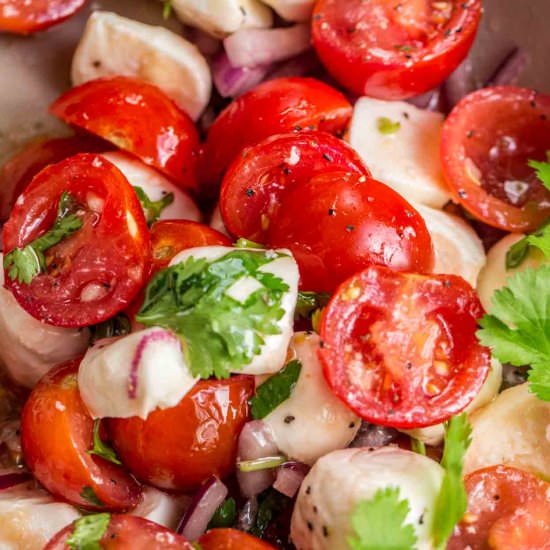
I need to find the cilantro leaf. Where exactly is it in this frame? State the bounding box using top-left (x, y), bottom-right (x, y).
top-left (88, 420), bottom-right (122, 465)
top-left (347, 487), bottom-right (417, 550)
top-left (377, 117), bottom-right (401, 135)
top-left (528, 153), bottom-right (550, 191)
top-left (431, 414), bottom-right (472, 549)
top-left (133, 186), bottom-right (174, 227)
top-left (208, 497), bottom-right (237, 529)
top-left (251, 360), bottom-right (301, 419)
top-left (234, 238), bottom-right (265, 249)
top-left (80, 486), bottom-right (105, 508)
top-left (294, 291), bottom-right (330, 320)
top-left (136, 250), bottom-right (289, 379)
top-left (249, 488), bottom-right (291, 539)
top-left (66, 513), bottom-right (111, 550)
top-left (162, 0), bottom-right (173, 19)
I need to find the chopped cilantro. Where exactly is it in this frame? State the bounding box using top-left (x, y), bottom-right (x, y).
top-left (249, 488), bottom-right (291, 539)
top-left (529, 152), bottom-right (550, 191)
top-left (89, 313), bottom-right (131, 344)
top-left (208, 497), bottom-right (237, 529)
top-left (133, 186), bottom-right (174, 227)
top-left (377, 117), bottom-right (401, 135)
top-left (88, 420), bottom-right (122, 465)
top-left (237, 455), bottom-right (287, 472)
top-left (295, 291), bottom-right (330, 320)
top-left (80, 486), bottom-right (105, 508)
top-left (234, 238), bottom-right (266, 249)
top-left (66, 513), bottom-right (110, 550)
top-left (410, 437), bottom-right (426, 456)
top-left (162, 0), bottom-right (173, 19)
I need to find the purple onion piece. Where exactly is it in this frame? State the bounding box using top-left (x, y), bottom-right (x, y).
top-left (485, 48), bottom-right (528, 87)
top-left (441, 58), bottom-right (477, 111)
top-left (273, 462), bottom-right (309, 498)
top-left (349, 422), bottom-right (400, 449)
top-left (0, 472), bottom-right (31, 491)
top-left (407, 87), bottom-right (446, 113)
top-left (266, 52), bottom-right (323, 82)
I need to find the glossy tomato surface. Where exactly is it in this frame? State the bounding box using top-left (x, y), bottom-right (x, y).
top-left (448, 465), bottom-right (550, 550)
top-left (312, 0), bottom-right (481, 100)
top-left (107, 376), bottom-right (254, 492)
top-left (199, 529), bottom-right (277, 550)
top-left (267, 171), bottom-right (433, 293)
top-left (50, 77), bottom-right (200, 193)
top-left (45, 515), bottom-right (194, 550)
top-left (200, 77), bottom-right (352, 196)
top-left (2, 153), bottom-right (150, 327)
top-left (0, 0), bottom-right (86, 34)
top-left (441, 86), bottom-right (550, 231)
top-left (21, 361), bottom-right (142, 511)
top-left (220, 131), bottom-right (370, 241)
top-left (319, 266), bottom-right (491, 429)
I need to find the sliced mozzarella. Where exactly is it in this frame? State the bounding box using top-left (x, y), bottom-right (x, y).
top-left (71, 11), bottom-right (212, 120)
top-left (78, 328), bottom-right (198, 419)
top-left (0, 258), bottom-right (89, 388)
top-left (414, 203), bottom-right (485, 287)
top-left (291, 447), bottom-right (443, 550)
top-left (171, 0), bottom-right (273, 38)
top-left (263, 332), bottom-right (360, 465)
top-left (169, 246), bottom-right (299, 375)
top-left (477, 233), bottom-right (547, 312)
top-left (0, 482), bottom-right (80, 550)
top-left (101, 152), bottom-right (201, 223)
top-left (464, 383), bottom-right (550, 479)
top-left (348, 98), bottom-right (451, 208)
top-left (131, 486), bottom-right (190, 530)
top-left (261, 0), bottom-right (314, 21)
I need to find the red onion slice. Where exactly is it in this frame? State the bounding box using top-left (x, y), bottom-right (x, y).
top-left (176, 476), bottom-right (228, 541)
top-left (212, 53), bottom-right (272, 98)
top-left (486, 48), bottom-right (528, 87)
top-left (349, 422), bottom-right (400, 449)
top-left (0, 472), bottom-right (31, 491)
top-left (273, 462), bottom-right (309, 498)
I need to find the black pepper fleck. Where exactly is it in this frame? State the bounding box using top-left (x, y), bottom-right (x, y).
top-left (245, 188), bottom-right (255, 197)
top-left (328, 208), bottom-right (336, 216)
top-left (307, 521), bottom-right (314, 532)
top-left (306, 485), bottom-right (311, 495)
top-left (313, 505), bottom-right (318, 514)
top-left (467, 130), bottom-right (475, 138)
top-left (323, 153), bottom-right (334, 162)
top-left (345, 225), bottom-right (355, 232)
top-left (458, 189), bottom-right (467, 198)
top-left (349, 422), bottom-right (356, 428)
top-left (322, 526), bottom-right (329, 537)
top-left (284, 415), bottom-right (295, 424)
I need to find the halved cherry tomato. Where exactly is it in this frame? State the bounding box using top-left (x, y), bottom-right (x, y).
top-left (220, 131), bottom-right (370, 241)
top-left (107, 376), bottom-right (254, 492)
top-left (21, 360), bottom-right (142, 511)
top-left (50, 77), bottom-right (200, 193)
top-left (45, 515), bottom-right (194, 549)
top-left (198, 528), bottom-right (277, 550)
top-left (200, 77), bottom-right (352, 196)
top-left (319, 266), bottom-right (491, 429)
top-left (0, 0), bottom-right (86, 34)
top-left (2, 153), bottom-right (150, 327)
top-left (312, 0), bottom-right (481, 100)
top-left (267, 171), bottom-right (434, 292)
top-left (441, 86), bottom-right (550, 232)
top-left (448, 465), bottom-right (550, 550)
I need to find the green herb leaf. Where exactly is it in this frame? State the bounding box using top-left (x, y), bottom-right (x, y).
top-left (237, 455), bottom-right (287, 472)
top-left (89, 313), bottom-right (131, 345)
top-left (80, 486), bottom-right (105, 508)
top-left (136, 250), bottom-right (289, 379)
top-left (249, 488), bottom-right (291, 539)
top-left (208, 497), bottom-right (237, 529)
top-left (133, 186), bottom-right (174, 227)
top-left (377, 117), bottom-right (401, 135)
top-left (528, 152), bottom-right (550, 192)
top-left (347, 487), bottom-right (417, 550)
top-left (234, 238), bottom-right (266, 249)
top-left (410, 437), bottom-right (426, 456)
top-left (431, 413), bottom-right (472, 549)
top-left (162, 0), bottom-right (173, 19)
top-left (295, 291), bottom-right (330, 320)
top-left (251, 360), bottom-right (301, 419)
top-left (66, 513), bottom-right (111, 550)
top-left (88, 420), bottom-right (122, 465)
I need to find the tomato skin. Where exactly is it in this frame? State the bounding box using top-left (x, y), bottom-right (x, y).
top-left (50, 77), bottom-right (200, 193)
top-left (0, 0), bottom-right (86, 34)
top-left (107, 376), bottom-right (254, 492)
top-left (200, 77), bottom-right (352, 196)
top-left (319, 266), bottom-right (491, 429)
top-left (198, 528), bottom-right (277, 550)
top-left (441, 86), bottom-right (550, 232)
top-left (21, 360), bottom-right (143, 511)
top-left (3, 153), bottom-right (151, 328)
top-left (45, 515), bottom-right (194, 550)
top-left (312, 0), bottom-right (482, 100)
top-left (448, 465), bottom-right (550, 550)
top-left (267, 171), bottom-right (433, 293)
top-left (220, 131), bottom-right (370, 242)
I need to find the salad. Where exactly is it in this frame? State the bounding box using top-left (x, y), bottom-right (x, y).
top-left (0, 0), bottom-right (549, 549)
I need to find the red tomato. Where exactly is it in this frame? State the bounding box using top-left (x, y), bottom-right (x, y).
top-left (200, 77), bottom-right (352, 196)
top-left (21, 360), bottom-right (142, 511)
top-left (220, 131), bottom-right (370, 241)
top-left (2, 153), bottom-right (150, 328)
top-left (198, 529), bottom-right (276, 550)
top-left (107, 376), bottom-right (254, 492)
top-left (448, 465), bottom-right (550, 550)
top-left (319, 266), bottom-right (491, 429)
top-left (0, 0), bottom-right (86, 34)
top-left (49, 77), bottom-right (200, 193)
top-left (441, 86), bottom-right (550, 232)
top-left (312, 0), bottom-right (481, 100)
top-left (267, 171), bottom-right (434, 293)
top-left (45, 515), bottom-right (194, 550)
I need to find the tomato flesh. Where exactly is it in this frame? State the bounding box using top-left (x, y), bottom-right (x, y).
top-left (319, 266), bottom-right (491, 428)
top-left (312, 0), bottom-right (481, 100)
top-left (198, 528), bottom-right (277, 550)
top-left (441, 86), bottom-right (550, 231)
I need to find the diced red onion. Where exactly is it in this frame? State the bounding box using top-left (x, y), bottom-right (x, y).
top-left (349, 422), bottom-right (400, 449)
top-left (224, 24), bottom-right (311, 69)
top-left (486, 48), bottom-right (528, 87)
top-left (407, 87), bottom-right (446, 113)
top-left (0, 472), bottom-right (31, 491)
top-left (266, 51), bottom-right (322, 81)
top-left (176, 476), bottom-right (228, 541)
top-left (273, 462), bottom-right (309, 498)
top-left (185, 26), bottom-right (221, 57)
top-left (441, 58), bottom-right (477, 111)
top-left (212, 53), bottom-right (272, 98)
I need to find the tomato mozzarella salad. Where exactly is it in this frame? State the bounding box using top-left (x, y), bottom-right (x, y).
top-left (1, 1), bottom-right (550, 549)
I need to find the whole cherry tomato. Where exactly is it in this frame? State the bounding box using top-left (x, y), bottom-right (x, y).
top-left (198, 528), bottom-right (277, 550)
top-left (319, 266), bottom-right (491, 429)
top-left (50, 77), bottom-right (200, 194)
top-left (107, 376), bottom-right (254, 492)
top-left (312, 0), bottom-right (482, 100)
top-left (21, 360), bottom-right (142, 511)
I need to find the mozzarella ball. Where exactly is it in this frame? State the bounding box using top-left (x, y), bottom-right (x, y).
top-left (131, 486), bottom-right (190, 530)
top-left (261, 0), bottom-right (314, 21)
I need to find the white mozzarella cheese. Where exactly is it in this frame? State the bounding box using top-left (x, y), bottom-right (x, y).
top-left (263, 332), bottom-right (360, 465)
top-left (209, 203), bottom-right (231, 237)
top-left (348, 98), bottom-right (452, 208)
top-left (171, 0), bottom-right (273, 38)
top-left (0, 482), bottom-right (80, 550)
top-left (261, 0), bottom-right (314, 21)
top-left (131, 486), bottom-right (190, 530)
top-left (291, 447), bottom-right (444, 550)
top-left (101, 152), bottom-right (201, 223)
top-left (169, 246), bottom-right (299, 375)
top-left (78, 328), bottom-right (198, 419)
top-left (71, 11), bottom-right (212, 120)
top-left (0, 258), bottom-right (89, 388)
top-left (464, 383), bottom-right (550, 479)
